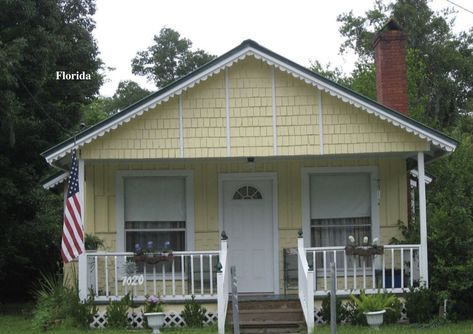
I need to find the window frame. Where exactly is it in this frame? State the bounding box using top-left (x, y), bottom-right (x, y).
top-left (116, 170), bottom-right (195, 253)
top-left (301, 166), bottom-right (380, 248)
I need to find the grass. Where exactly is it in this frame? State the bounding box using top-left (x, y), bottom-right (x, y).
top-left (1, 314), bottom-right (473, 333)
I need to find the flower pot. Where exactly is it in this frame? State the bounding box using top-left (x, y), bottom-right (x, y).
top-left (144, 312), bottom-right (165, 334)
top-left (364, 310), bottom-right (386, 328)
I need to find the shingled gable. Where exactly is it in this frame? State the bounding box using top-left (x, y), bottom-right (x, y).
top-left (42, 39), bottom-right (457, 164)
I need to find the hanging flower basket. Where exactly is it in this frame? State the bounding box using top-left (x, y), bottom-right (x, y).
top-left (345, 245), bottom-right (384, 257)
top-left (133, 252), bottom-right (173, 264)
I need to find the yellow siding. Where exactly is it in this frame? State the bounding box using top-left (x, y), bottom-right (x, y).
top-left (321, 93), bottom-right (429, 154)
top-left (85, 158), bottom-right (408, 291)
top-left (228, 58), bottom-right (273, 156)
top-left (80, 57), bottom-right (429, 160)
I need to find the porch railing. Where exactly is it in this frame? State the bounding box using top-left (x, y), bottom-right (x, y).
top-left (85, 249), bottom-right (220, 302)
top-left (297, 236), bottom-right (314, 333)
top-left (217, 234), bottom-right (229, 334)
top-left (305, 244), bottom-right (421, 296)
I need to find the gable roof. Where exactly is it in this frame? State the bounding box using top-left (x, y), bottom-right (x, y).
top-left (42, 39), bottom-right (457, 164)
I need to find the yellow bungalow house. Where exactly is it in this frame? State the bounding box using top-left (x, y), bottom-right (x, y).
top-left (42, 22), bottom-right (457, 333)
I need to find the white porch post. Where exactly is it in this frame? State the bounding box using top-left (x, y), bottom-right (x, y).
top-left (417, 152), bottom-right (429, 287)
top-left (78, 159), bottom-right (88, 300)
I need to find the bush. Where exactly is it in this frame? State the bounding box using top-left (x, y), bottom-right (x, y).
top-left (404, 287), bottom-right (438, 323)
top-left (181, 295), bottom-right (207, 327)
top-left (32, 273), bottom-right (70, 330)
top-left (320, 293), bottom-right (349, 324)
top-left (346, 291), bottom-right (401, 326)
top-left (106, 293), bottom-right (132, 328)
top-left (32, 273), bottom-right (97, 330)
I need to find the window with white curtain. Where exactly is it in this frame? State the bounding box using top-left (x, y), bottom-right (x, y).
top-left (124, 176), bottom-right (186, 253)
top-left (310, 173), bottom-right (372, 268)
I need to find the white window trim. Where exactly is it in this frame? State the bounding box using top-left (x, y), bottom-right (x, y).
top-left (218, 172), bottom-right (280, 294)
top-left (116, 170), bottom-right (195, 252)
top-left (301, 166), bottom-right (380, 247)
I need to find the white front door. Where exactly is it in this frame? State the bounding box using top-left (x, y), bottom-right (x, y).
top-left (222, 179), bottom-right (275, 293)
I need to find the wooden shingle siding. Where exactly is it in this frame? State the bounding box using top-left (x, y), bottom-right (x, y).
top-left (80, 57), bottom-right (429, 160)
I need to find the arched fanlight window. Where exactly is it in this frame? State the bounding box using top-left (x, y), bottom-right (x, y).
top-left (232, 185), bottom-right (263, 200)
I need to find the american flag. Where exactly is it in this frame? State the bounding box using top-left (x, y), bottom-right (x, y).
top-left (61, 149), bottom-right (84, 263)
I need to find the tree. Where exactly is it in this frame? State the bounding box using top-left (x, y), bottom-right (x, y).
top-left (336, 0), bottom-right (473, 128)
top-left (131, 28), bottom-right (215, 88)
top-left (0, 0), bottom-right (102, 300)
top-left (81, 80), bottom-right (151, 126)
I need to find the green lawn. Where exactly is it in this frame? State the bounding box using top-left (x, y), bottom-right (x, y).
top-left (1, 315), bottom-right (473, 334)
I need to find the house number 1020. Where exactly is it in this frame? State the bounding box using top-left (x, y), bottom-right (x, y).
top-left (121, 275), bottom-right (144, 286)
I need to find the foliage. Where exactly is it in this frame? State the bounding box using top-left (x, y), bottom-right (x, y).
top-left (106, 293), bottom-right (132, 329)
top-left (426, 123), bottom-right (473, 320)
top-left (320, 292), bottom-right (350, 324)
top-left (81, 80), bottom-right (151, 126)
top-left (32, 272), bottom-right (97, 330)
top-left (181, 296), bottom-right (207, 327)
top-left (0, 0), bottom-right (102, 301)
top-left (143, 295), bottom-right (163, 313)
top-left (336, 0), bottom-right (473, 129)
top-left (32, 273), bottom-right (71, 330)
top-left (131, 27), bottom-right (215, 88)
top-left (84, 233), bottom-right (105, 250)
top-left (349, 290), bottom-right (397, 313)
top-left (404, 286), bottom-right (438, 323)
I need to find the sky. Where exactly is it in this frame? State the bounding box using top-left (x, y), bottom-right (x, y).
top-left (93, 0), bottom-right (473, 97)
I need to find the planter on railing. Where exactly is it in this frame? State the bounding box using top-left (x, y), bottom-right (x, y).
top-left (133, 252), bottom-right (174, 264)
top-left (345, 245), bottom-right (384, 257)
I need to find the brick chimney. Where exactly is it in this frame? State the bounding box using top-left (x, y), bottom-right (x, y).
top-left (374, 19), bottom-right (408, 115)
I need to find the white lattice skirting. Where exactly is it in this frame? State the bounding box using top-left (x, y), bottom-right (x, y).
top-left (90, 310), bottom-right (218, 329)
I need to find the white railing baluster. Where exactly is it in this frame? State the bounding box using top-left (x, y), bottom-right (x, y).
top-left (114, 255), bottom-right (118, 297)
top-left (124, 255), bottom-right (128, 295)
top-left (181, 255), bottom-right (185, 295)
top-left (372, 257), bottom-right (376, 289)
top-left (344, 252), bottom-right (348, 290)
top-left (362, 258), bottom-right (366, 289)
top-left (410, 248), bottom-right (414, 287)
top-left (382, 251), bottom-right (386, 289)
top-left (162, 264), bottom-right (166, 297)
top-left (153, 265), bottom-right (157, 295)
top-left (353, 259), bottom-right (357, 290)
top-left (172, 260), bottom-right (176, 296)
top-left (95, 256), bottom-right (99, 296)
top-left (401, 249), bottom-right (404, 288)
top-left (143, 264), bottom-right (147, 296)
top-left (391, 248), bottom-right (395, 289)
top-left (323, 251), bottom-right (327, 291)
top-left (191, 255), bottom-right (195, 295)
top-left (333, 250), bottom-right (337, 291)
top-left (209, 255), bottom-right (213, 295)
top-left (312, 251), bottom-right (316, 290)
top-left (105, 256), bottom-right (109, 297)
top-left (200, 254), bottom-right (204, 295)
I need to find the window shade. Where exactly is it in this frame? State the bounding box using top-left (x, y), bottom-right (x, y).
top-left (310, 173), bottom-right (371, 219)
top-left (125, 177), bottom-right (185, 221)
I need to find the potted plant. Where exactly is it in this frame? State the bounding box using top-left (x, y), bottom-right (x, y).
top-left (143, 294), bottom-right (165, 334)
top-left (134, 241), bottom-right (174, 264)
top-left (349, 291), bottom-right (397, 328)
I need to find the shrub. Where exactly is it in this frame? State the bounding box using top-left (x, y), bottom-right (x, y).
top-left (320, 293), bottom-right (349, 323)
top-left (347, 291), bottom-right (400, 326)
top-left (32, 273), bottom-right (99, 330)
top-left (32, 273), bottom-right (73, 330)
top-left (404, 286), bottom-right (437, 323)
top-left (181, 295), bottom-right (207, 327)
top-left (107, 293), bottom-right (132, 328)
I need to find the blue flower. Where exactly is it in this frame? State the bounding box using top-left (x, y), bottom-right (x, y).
top-left (164, 241), bottom-right (171, 250)
top-left (147, 240), bottom-right (154, 251)
top-left (134, 243), bottom-right (142, 253)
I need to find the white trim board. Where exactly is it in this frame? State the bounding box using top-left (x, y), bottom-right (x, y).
top-left (218, 172), bottom-right (280, 294)
top-left (115, 170), bottom-right (195, 252)
top-left (44, 42), bottom-right (456, 164)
